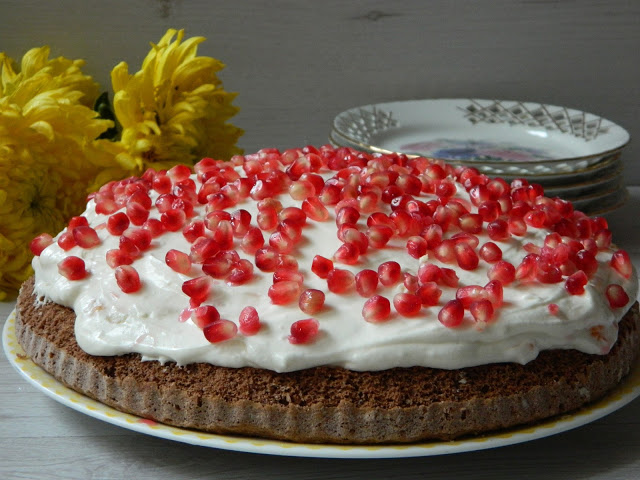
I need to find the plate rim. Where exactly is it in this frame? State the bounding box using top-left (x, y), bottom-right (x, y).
top-left (3, 309), bottom-right (640, 459)
top-left (332, 98), bottom-right (630, 166)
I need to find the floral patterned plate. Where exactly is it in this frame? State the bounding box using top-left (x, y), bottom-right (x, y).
top-left (332, 99), bottom-right (630, 177)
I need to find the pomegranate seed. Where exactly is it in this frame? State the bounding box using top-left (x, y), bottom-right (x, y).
top-left (536, 260), bottom-right (563, 284)
top-left (366, 224), bottom-right (394, 248)
top-left (565, 270), bottom-right (588, 295)
top-left (72, 226), bottom-right (101, 249)
top-left (238, 306), bottom-right (261, 335)
top-left (393, 292), bottom-right (422, 317)
top-left (125, 228), bottom-right (152, 251)
top-left (487, 260), bottom-right (516, 285)
top-left (362, 295), bottom-right (392, 323)
top-left (469, 299), bottom-right (494, 324)
top-left (605, 284), bottom-right (629, 309)
top-left (416, 282), bottom-right (442, 306)
top-left (115, 265), bottom-right (141, 293)
top-left (279, 207), bottom-right (307, 228)
top-left (487, 219), bottom-right (510, 241)
top-left (334, 242), bottom-right (360, 265)
top-left (440, 268), bottom-right (460, 287)
top-left (423, 224), bottom-right (443, 249)
top-left (479, 242), bottom-right (502, 263)
top-left (255, 247), bottom-right (279, 272)
top-left (29, 233), bottom-right (53, 256)
top-left (106, 249), bottom-right (133, 268)
top-left (126, 202), bottom-right (149, 226)
top-left (299, 289), bottom-right (326, 314)
top-left (183, 220), bottom-right (206, 243)
top-left (301, 196), bottom-right (330, 222)
top-left (327, 268), bottom-right (355, 294)
top-left (277, 254), bottom-right (298, 271)
top-left (273, 268), bottom-right (304, 284)
top-left (403, 272), bottom-right (419, 293)
top-left (455, 285), bottom-right (487, 309)
top-left (240, 227), bottom-right (264, 255)
top-left (107, 212), bottom-right (130, 236)
top-left (227, 259), bottom-right (254, 285)
top-left (191, 305), bottom-right (221, 329)
top-left (454, 242), bottom-right (479, 270)
top-left (269, 230), bottom-right (295, 254)
top-left (204, 210), bottom-right (232, 231)
top-left (610, 250), bottom-right (632, 279)
top-left (288, 318), bottom-right (320, 345)
top-left (167, 164), bottom-right (192, 182)
top-left (230, 209), bottom-right (252, 238)
top-left (355, 269), bottom-right (379, 297)
top-left (406, 236), bottom-right (428, 259)
top-left (594, 229), bottom-right (612, 249)
top-left (458, 213), bottom-right (483, 234)
top-left (95, 198), bottom-right (118, 215)
top-left (161, 208), bottom-right (187, 231)
top-left (548, 303), bottom-right (560, 315)
top-left (289, 179), bottom-right (316, 200)
top-left (165, 249), bottom-right (191, 274)
top-left (182, 276), bottom-right (210, 305)
top-left (378, 261), bottom-right (402, 287)
top-left (336, 206), bottom-right (360, 226)
top-left (202, 254), bottom-right (234, 278)
top-left (143, 218), bottom-right (165, 237)
top-left (438, 300), bottom-right (464, 328)
top-left (311, 255), bottom-right (333, 279)
top-left (434, 239), bottom-right (456, 264)
top-left (575, 250), bottom-right (598, 278)
top-left (203, 320), bottom-right (238, 343)
top-left (189, 237), bottom-right (220, 264)
top-left (152, 173), bottom-right (172, 194)
top-left (484, 280), bottom-right (504, 307)
top-left (478, 200), bottom-right (501, 222)
top-left (516, 254), bottom-right (539, 281)
top-left (268, 280), bottom-right (301, 305)
top-left (57, 256), bottom-right (88, 280)
top-left (68, 216), bottom-right (89, 230)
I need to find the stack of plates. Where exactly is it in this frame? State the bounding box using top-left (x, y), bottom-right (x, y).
top-left (331, 99), bottom-right (630, 215)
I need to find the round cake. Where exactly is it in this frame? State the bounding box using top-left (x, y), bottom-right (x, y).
top-left (16, 145), bottom-right (639, 444)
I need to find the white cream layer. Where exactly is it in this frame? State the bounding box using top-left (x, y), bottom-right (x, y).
top-left (32, 170), bottom-right (638, 372)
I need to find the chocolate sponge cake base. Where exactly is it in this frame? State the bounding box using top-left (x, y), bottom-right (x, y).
top-left (16, 277), bottom-right (640, 444)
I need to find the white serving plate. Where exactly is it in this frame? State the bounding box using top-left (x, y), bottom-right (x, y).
top-left (4, 310), bottom-right (640, 459)
top-left (332, 99), bottom-right (630, 177)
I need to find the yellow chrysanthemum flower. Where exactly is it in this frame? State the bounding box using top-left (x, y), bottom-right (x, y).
top-left (0, 47), bottom-right (117, 299)
top-left (110, 29), bottom-right (243, 176)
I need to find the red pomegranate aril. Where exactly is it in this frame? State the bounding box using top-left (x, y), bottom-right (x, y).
top-left (454, 242), bottom-right (479, 270)
top-left (289, 179), bottom-right (316, 200)
top-left (605, 284), bottom-right (629, 309)
top-left (438, 300), bottom-right (464, 328)
top-left (470, 299), bottom-right (494, 324)
top-left (299, 289), bottom-right (326, 314)
top-left (610, 250), bottom-right (632, 279)
top-left (334, 242), bottom-right (360, 265)
top-left (126, 202), bottom-right (149, 226)
top-left (203, 320), bottom-right (238, 343)
top-left (118, 235), bottom-right (141, 258)
top-left (227, 259), bottom-right (254, 285)
top-left (487, 260), bottom-right (516, 285)
top-left (536, 260), bottom-right (563, 284)
top-left (478, 201), bottom-right (501, 222)
top-left (336, 206), bottom-right (360, 226)
top-left (107, 212), bottom-right (130, 236)
top-left (273, 268), bottom-right (304, 285)
top-left (125, 228), bottom-right (152, 251)
top-left (301, 196), bottom-right (330, 222)
top-left (58, 256), bottom-right (88, 280)
top-left (440, 268), bottom-right (459, 287)
top-left (240, 227), bottom-right (264, 255)
top-left (423, 224), bottom-right (443, 249)
top-left (516, 254), bottom-right (538, 281)
top-left (393, 292), bottom-right (422, 317)
top-left (268, 230), bottom-right (295, 254)
top-left (165, 249), bottom-right (191, 274)
top-left (575, 250), bottom-right (598, 278)
top-left (455, 285), bottom-right (487, 309)
top-left (115, 265), bottom-right (141, 293)
top-left (191, 305), bottom-right (221, 329)
top-left (202, 255), bottom-right (234, 278)
top-left (416, 282), bottom-right (442, 306)
top-left (106, 249), bottom-right (133, 268)
top-left (95, 198), bottom-right (118, 215)
top-left (168, 164), bottom-right (192, 182)
top-left (57, 231), bottom-right (76, 251)
top-left (182, 276), bottom-right (210, 304)
top-left (30, 233), bottom-right (53, 256)
top-left (434, 239), bottom-right (456, 264)
top-left (355, 269), bottom-right (379, 297)
top-left (565, 270), bottom-right (588, 295)
top-left (417, 263), bottom-right (441, 284)
top-left (212, 220), bottom-right (234, 250)
top-left (152, 173), bottom-right (172, 194)
top-left (238, 306), bottom-right (261, 335)
top-left (327, 268), bottom-right (355, 294)
top-left (279, 207), bottom-right (307, 228)
top-left (362, 295), bottom-right (392, 323)
top-left (487, 219), bottom-right (510, 241)
top-left (189, 237), bottom-right (220, 264)
top-left (484, 280), bottom-right (504, 307)
top-left (161, 209), bottom-right (187, 231)
top-left (406, 236), bottom-right (428, 259)
top-left (548, 303), bottom-right (560, 315)
top-left (183, 220), bottom-right (206, 243)
top-left (366, 225), bottom-right (394, 248)
top-left (73, 226), bottom-right (101, 249)
top-left (255, 247), bottom-right (279, 272)
top-left (508, 217), bottom-right (527, 236)
top-left (204, 210), bottom-right (232, 231)
top-left (277, 254), bottom-right (298, 271)
top-left (230, 209), bottom-right (252, 238)
top-left (156, 193), bottom-right (177, 213)
top-left (311, 255), bottom-right (334, 279)
top-left (288, 318), bottom-right (320, 345)
top-left (479, 242), bottom-right (502, 263)
top-left (268, 280), bottom-right (301, 305)
top-left (378, 261), bottom-right (402, 287)
top-left (68, 216), bottom-right (89, 230)
top-left (458, 213), bottom-right (483, 234)
top-left (257, 207), bottom-right (279, 231)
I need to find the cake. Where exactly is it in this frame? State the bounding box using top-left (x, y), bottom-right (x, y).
top-left (16, 145), bottom-right (639, 444)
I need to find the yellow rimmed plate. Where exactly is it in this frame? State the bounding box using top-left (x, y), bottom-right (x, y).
top-left (3, 310), bottom-right (640, 459)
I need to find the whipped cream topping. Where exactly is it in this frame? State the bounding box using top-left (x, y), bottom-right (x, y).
top-left (32, 147), bottom-right (638, 372)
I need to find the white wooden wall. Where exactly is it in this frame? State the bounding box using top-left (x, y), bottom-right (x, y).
top-left (2, 0), bottom-right (639, 183)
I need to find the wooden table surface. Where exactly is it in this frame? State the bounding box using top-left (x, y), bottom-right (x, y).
top-left (1, 187), bottom-right (639, 480)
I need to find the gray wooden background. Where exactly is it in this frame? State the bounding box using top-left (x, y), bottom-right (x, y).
top-left (2, 0), bottom-right (639, 183)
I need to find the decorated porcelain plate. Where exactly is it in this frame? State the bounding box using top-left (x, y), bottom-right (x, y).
top-left (332, 99), bottom-right (630, 177)
top-left (4, 310), bottom-right (640, 459)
